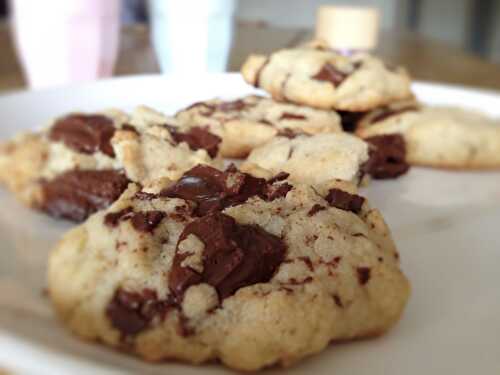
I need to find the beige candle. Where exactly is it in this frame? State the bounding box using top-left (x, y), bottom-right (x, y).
top-left (316, 5), bottom-right (379, 51)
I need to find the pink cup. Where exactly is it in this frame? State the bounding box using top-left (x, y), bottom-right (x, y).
top-left (10, 0), bottom-right (120, 90)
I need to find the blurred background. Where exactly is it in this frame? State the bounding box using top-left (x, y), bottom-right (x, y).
top-left (0, 0), bottom-right (499, 93)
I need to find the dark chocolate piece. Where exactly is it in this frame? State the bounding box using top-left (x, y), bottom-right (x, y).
top-left (169, 212), bottom-right (286, 301)
top-left (276, 128), bottom-right (307, 139)
top-left (166, 126), bottom-right (221, 158)
top-left (307, 204), bottom-right (326, 216)
top-left (267, 172), bottom-right (290, 184)
top-left (363, 134), bottom-right (410, 179)
top-left (49, 114), bottom-right (116, 157)
top-left (106, 288), bottom-right (172, 337)
top-left (279, 112), bottom-right (306, 121)
top-left (324, 188), bottom-right (365, 214)
top-left (40, 169), bottom-right (129, 222)
top-left (130, 211), bottom-right (166, 233)
top-left (161, 165), bottom-right (291, 216)
top-left (104, 207), bottom-right (134, 227)
top-left (338, 111), bottom-right (367, 132)
top-left (356, 267), bottom-right (371, 285)
top-left (312, 63), bottom-right (349, 87)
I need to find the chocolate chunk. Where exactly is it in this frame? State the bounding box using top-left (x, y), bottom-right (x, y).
top-left (169, 212), bottom-right (286, 301)
top-left (104, 207), bottom-right (134, 227)
top-left (134, 191), bottom-right (159, 201)
top-left (161, 165), bottom-right (289, 216)
top-left (260, 118), bottom-right (273, 126)
top-left (265, 182), bottom-right (293, 200)
top-left (40, 169), bottom-right (130, 222)
top-left (287, 276), bottom-right (313, 285)
top-left (363, 134), bottom-right (410, 179)
top-left (312, 63), bottom-right (349, 87)
top-left (324, 188), bottom-right (365, 214)
top-left (333, 294), bottom-right (343, 308)
top-left (166, 126), bottom-right (221, 158)
top-left (277, 128), bottom-right (305, 139)
top-left (130, 211), bottom-right (166, 233)
top-left (49, 114), bottom-right (116, 157)
top-left (338, 111), bottom-right (367, 132)
top-left (106, 288), bottom-right (172, 337)
top-left (307, 204), bottom-right (326, 216)
top-left (356, 267), bottom-right (371, 285)
top-left (217, 99), bottom-right (246, 112)
top-left (370, 105), bottom-right (418, 124)
top-left (267, 172), bottom-right (290, 184)
top-left (279, 112), bottom-right (306, 121)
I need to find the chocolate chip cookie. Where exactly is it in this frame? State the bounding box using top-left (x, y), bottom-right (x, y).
top-left (242, 131), bottom-right (409, 186)
top-left (241, 47), bottom-right (412, 111)
top-left (355, 103), bottom-right (500, 169)
top-left (48, 164), bottom-right (410, 371)
top-left (0, 109), bottom-right (222, 221)
top-left (175, 95), bottom-right (342, 158)
top-left (241, 132), bottom-right (370, 186)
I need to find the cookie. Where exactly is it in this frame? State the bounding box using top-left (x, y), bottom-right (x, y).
top-left (0, 109), bottom-right (222, 221)
top-left (48, 164), bottom-right (410, 371)
top-left (175, 95), bottom-right (342, 158)
top-left (355, 103), bottom-right (500, 169)
top-left (242, 131), bottom-right (409, 185)
top-left (241, 46), bottom-right (412, 111)
top-left (241, 132), bottom-right (370, 186)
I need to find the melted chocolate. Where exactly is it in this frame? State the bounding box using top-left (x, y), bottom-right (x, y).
top-left (307, 204), bottom-right (326, 216)
top-left (356, 267), bottom-right (371, 285)
top-left (363, 134), bottom-right (410, 179)
top-left (324, 188), bottom-right (365, 214)
top-left (276, 128), bottom-right (304, 139)
top-left (267, 172), bottom-right (290, 184)
top-left (169, 212), bottom-right (286, 301)
top-left (106, 288), bottom-right (172, 337)
top-left (130, 211), bottom-right (166, 233)
top-left (166, 126), bottom-right (221, 158)
top-left (40, 169), bottom-right (129, 222)
top-left (279, 112), bottom-right (306, 121)
top-left (161, 165), bottom-right (291, 216)
top-left (338, 111), bottom-right (367, 132)
top-left (104, 207), bottom-right (134, 227)
top-left (312, 63), bottom-right (349, 87)
top-left (49, 114), bottom-right (116, 157)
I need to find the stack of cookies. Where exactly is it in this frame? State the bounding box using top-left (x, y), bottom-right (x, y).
top-left (1, 41), bottom-right (498, 371)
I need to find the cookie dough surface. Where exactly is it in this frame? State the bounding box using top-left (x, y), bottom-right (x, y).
top-left (242, 132), bottom-right (370, 186)
top-left (0, 108), bottom-right (221, 221)
top-left (49, 164), bottom-right (410, 371)
top-left (241, 47), bottom-right (412, 111)
top-left (356, 104), bottom-right (500, 169)
top-left (175, 95), bottom-right (342, 158)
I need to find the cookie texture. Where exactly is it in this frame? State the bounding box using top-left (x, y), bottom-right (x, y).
top-left (175, 95), bottom-right (342, 158)
top-left (241, 132), bottom-right (370, 186)
top-left (356, 103), bottom-right (500, 169)
top-left (0, 108), bottom-right (221, 221)
top-left (241, 47), bottom-right (412, 111)
top-left (48, 164), bottom-right (410, 371)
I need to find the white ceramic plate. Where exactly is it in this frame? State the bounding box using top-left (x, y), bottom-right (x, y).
top-left (0, 74), bottom-right (499, 375)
